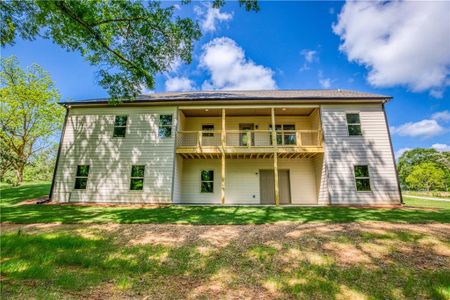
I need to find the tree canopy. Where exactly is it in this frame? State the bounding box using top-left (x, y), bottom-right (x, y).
top-left (398, 148), bottom-right (450, 191)
top-left (405, 162), bottom-right (446, 191)
top-left (0, 56), bottom-right (64, 185)
top-left (1, 0), bottom-right (258, 100)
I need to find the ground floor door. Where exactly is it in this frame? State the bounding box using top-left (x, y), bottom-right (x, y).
top-left (259, 169), bottom-right (291, 204)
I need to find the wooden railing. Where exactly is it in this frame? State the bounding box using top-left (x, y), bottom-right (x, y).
top-left (176, 130), bottom-right (322, 148)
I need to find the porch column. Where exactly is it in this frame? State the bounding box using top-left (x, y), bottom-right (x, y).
top-left (221, 109), bottom-right (226, 205)
top-left (271, 108), bottom-right (280, 206)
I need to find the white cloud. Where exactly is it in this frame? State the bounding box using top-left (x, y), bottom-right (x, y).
top-left (319, 78), bottom-right (331, 89)
top-left (165, 76), bottom-right (195, 92)
top-left (432, 110), bottom-right (450, 122)
top-left (301, 49), bottom-right (318, 63)
top-left (200, 37), bottom-right (277, 90)
top-left (318, 71), bottom-right (333, 89)
top-left (333, 1), bottom-right (450, 94)
top-left (195, 4), bottom-right (233, 33)
top-left (299, 49), bottom-right (319, 71)
top-left (390, 119), bottom-right (446, 138)
top-left (395, 147), bottom-right (411, 159)
top-left (432, 144), bottom-right (450, 152)
top-left (429, 89), bottom-right (444, 99)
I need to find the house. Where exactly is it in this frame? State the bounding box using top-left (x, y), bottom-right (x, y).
top-left (50, 90), bottom-right (402, 205)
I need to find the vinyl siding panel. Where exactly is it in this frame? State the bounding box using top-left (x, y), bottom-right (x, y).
top-left (52, 106), bottom-right (177, 203)
top-left (321, 104), bottom-right (401, 205)
top-left (182, 116), bottom-right (314, 131)
top-left (178, 158), bottom-right (319, 204)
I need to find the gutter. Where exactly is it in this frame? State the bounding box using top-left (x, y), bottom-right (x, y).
top-left (382, 103), bottom-right (404, 205)
top-left (48, 105), bottom-right (70, 202)
top-left (59, 97), bottom-right (392, 106)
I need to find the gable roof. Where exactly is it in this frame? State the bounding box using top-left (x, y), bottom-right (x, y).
top-left (62, 89), bottom-right (392, 105)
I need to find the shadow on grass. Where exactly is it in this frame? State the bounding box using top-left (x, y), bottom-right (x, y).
top-left (1, 205), bottom-right (450, 224)
top-left (1, 226), bottom-right (449, 299)
top-left (1, 183), bottom-right (449, 224)
top-left (0, 182), bottom-right (51, 207)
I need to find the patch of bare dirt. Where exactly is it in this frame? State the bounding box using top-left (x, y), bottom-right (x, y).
top-left (2, 222), bottom-right (449, 299)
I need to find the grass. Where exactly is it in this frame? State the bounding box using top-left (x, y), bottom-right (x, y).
top-left (1, 182), bottom-right (450, 224)
top-left (403, 190), bottom-right (450, 199)
top-left (1, 182), bottom-right (449, 298)
top-left (1, 222), bottom-right (449, 299)
top-left (403, 196), bottom-right (450, 209)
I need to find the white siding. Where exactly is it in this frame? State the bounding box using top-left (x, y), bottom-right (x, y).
top-left (313, 153), bottom-right (329, 205)
top-left (178, 158), bottom-right (319, 204)
top-left (321, 104), bottom-right (401, 205)
top-left (183, 116), bottom-right (313, 131)
top-left (173, 155), bottom-right (183, 203)
top-left (52, 106), bottom-right (177, 203)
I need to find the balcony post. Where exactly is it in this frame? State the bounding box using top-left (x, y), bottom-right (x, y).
top-left (197, 131), bottom-right (202, 150)
top-left (271, 107), bottom-right (280, 206)
top-left (221, 109), bottom-right (226, 205)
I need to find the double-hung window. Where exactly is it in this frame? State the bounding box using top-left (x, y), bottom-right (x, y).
top-left (130, 165), bottom-right (145, 190)
top-left (202, 124), bottom-right (214, 137)
top-left (200, 170), bottom-right (214, 193)
top-left (346, 113), bottom-right (362, 136)
top-left (113, 115), bottom-right (128, 138)
top-left (269, 124), bottom-right (296, 145)
top-left (354, 165), bottom-right (371, 192)
top-left (159, 115), bottom-right (173, 138)
top-left (74, 165), bottom-right (90, 189)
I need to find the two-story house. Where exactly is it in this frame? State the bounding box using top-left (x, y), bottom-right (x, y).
top-left (50, 90), bottom-right (402, 205)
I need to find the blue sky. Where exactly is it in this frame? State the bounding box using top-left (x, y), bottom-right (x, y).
top-left (2, 1), bottom-right (449, 155)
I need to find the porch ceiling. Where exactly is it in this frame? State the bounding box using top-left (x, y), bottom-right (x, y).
top-left (181, 107), bottom-right (315, 117)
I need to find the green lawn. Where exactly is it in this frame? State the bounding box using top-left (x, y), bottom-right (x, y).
top-left (403, 196), bottom-right (450, 209)
top-left (1, 182), bottom-right (449, 299)
top-left (1, 182), bottom-right (450, 224)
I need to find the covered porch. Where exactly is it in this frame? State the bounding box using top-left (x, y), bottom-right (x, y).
top-left (173, 105), bottom-right (326, 205)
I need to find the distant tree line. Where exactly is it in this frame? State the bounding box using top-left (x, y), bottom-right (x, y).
top-left (398, 148), bottom-right (450, 192)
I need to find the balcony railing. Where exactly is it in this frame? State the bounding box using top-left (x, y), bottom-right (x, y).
top-left (176, 130), bottom-right (322, 148)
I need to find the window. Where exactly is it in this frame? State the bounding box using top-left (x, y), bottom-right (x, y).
top-left (202, 124), bottom-right (214, 137)
top-left (269, 124), bottom-right (296, 145)
top-left (130, 165), bottom-right (145, 190)
top-left (354, 165), bottom-right (371, 192)
top-left (200, 170), bottom-right (214, 193)
top-left (159, 115), bottom-right (173, 138)
top-left (346, 113), bottom-right (362, 136)
top-left (74, 165), bottom-right (90, 189)
top-left (113, 115), bottom-right (128, 138)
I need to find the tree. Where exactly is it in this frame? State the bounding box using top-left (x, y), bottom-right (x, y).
top-left (397, 148), bottom-right (450, 190)
top-left (405, 162), bottom-right (446, 191)
top-left (0, 56), bottom-right (64, 185)
top-left (1, 0), bottom-right (258, 100)
top-left (24, 142), bottom-right (59, 182)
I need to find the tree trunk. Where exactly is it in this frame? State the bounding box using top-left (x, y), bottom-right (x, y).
top-left (15, 163), bottom-right (25, 186)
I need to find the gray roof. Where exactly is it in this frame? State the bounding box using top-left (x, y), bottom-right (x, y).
top-left (62, 89), bottom-right (392, 105)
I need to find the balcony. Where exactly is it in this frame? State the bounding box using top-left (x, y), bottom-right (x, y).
top-left (176, 129), bottom-right (323, 159)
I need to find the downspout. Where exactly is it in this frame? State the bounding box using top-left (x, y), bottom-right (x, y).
top-left (382, 102), bottom-right (403, 205)
top-left (47, 105), bottom-right (70, 203)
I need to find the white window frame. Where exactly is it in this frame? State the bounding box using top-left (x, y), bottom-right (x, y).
top-left (202, 124), bottom-right (215, 137)
top-left (113, 115), bottom-right (128, 138)
top-left (158, 114), bottom-right (173, 138)
top-left (200, 170), bottom-right (214, 193)
top-left (346, 112), bottom-right (363, 136)
top-left (353, 165), bottom-right (372, 192)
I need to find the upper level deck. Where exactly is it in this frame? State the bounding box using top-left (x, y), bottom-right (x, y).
top-left (176, 106), bottom-right (324, 159)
